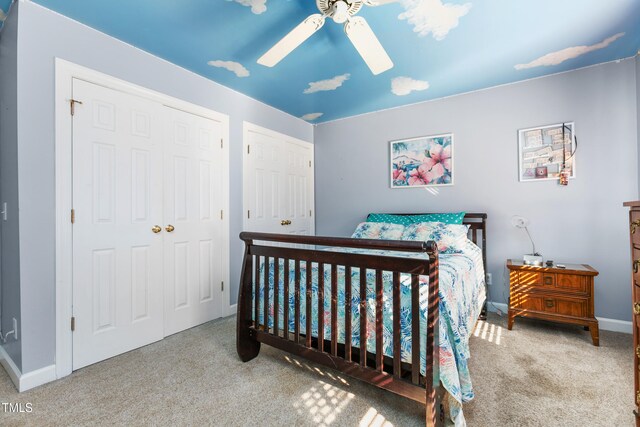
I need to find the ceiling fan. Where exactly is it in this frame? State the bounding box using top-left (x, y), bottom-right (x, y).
top-left (257, 0), bottom-right (397, 75)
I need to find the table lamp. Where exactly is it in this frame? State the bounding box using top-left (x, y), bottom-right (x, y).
top-left (512, 215), bottom-right (543, 266)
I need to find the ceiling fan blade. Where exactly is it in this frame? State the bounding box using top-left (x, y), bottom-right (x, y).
top-left (344, 17), bottom-right (393, 75)
top-left (258, 14), bottom-right (326, 67)
top-left (364, 0), bottom-right (398, 6)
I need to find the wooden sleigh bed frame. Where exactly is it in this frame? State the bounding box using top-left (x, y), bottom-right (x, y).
top-left (236, 213), bottom-right (487, 426)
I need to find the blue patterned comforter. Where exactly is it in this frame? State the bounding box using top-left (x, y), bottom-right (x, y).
top-left (256, 240), bottom-right (485, 406)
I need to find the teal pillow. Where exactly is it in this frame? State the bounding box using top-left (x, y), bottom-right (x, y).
top-left (367, 212), bottom-right (465, 225)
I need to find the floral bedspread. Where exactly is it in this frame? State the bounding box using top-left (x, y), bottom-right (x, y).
top-left (256, 240), bottom-right (485, 409)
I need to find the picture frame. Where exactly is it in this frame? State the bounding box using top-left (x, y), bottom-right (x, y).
top-left (518, 122), bottom-right (576, 182)
top-left (390, 133), bottom-right (454, 188)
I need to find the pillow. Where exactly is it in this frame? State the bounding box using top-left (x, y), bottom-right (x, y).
top-left (401, 222), bottom-right (469, 254)
top-left (351, 222), bottom-right (405, 240)
top-left (367, 212), bottom-right (466, 225)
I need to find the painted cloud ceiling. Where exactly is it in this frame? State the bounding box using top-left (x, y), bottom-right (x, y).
top-left (4, 0), bottom-right (640, 122)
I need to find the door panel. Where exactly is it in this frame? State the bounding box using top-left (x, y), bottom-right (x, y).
top-left (72, 79), bottom-right (164, 370)
top-left (163, 106), bottom-right (224, 336)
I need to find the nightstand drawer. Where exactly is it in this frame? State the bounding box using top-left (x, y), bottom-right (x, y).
top-left (517, 271), bottom-right (543, 285)
top-left (514, 294), bottom-right (587, 317)
top-left (556, 274), bottom-right (587, 293)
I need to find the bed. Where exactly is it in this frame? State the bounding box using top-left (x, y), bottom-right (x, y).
top-left (236, 213), bottom-right (487, 426)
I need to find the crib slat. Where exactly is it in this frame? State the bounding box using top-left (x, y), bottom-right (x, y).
top-left (294, 260), bottom-right (301, 343)
top-left (375, 269), bottom-right (383, 372)
top-left (306, 261), bottom-right (313, 348)
top-left (254, 256), bottom-right (260, 329)
top-left (411, 274), bottom-right (420, 385)
top-left (264, 257), bottom-right (270, 332)
top-left (274, 257), bottom-right (280, 337)
top-left (345, 266), bottom-right (352, 362)
top-left (360, 268), bottom-right (367, 367)
top-left (392, 271), bottom-right (401, 378)
top-left (284, 258), bottom-right (290, 341)
top-left (472, 228), bottom-right (477, 244)
top-left (318, 262), bottom-right (325, 352)
top-left (331, 264), bottom-right (338, 357)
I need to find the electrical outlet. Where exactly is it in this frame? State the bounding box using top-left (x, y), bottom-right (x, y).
top-left (486, 273), bottom-right (492, 285)
top-left (13, 318), bottom-right (18, 340)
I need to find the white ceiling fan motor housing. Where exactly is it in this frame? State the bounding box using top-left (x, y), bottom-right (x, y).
top-left (316, 0), bottom-right (364, 21)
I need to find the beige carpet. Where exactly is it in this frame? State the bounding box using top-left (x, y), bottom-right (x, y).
top-left (0, 313), bottom-right (634, 426)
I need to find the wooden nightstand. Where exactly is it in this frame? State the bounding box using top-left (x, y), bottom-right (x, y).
top-left (506, 259), bottom-right (599, 346)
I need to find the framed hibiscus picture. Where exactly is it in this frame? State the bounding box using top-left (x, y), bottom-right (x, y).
top-left (390, 133), bottom-right (454, 188)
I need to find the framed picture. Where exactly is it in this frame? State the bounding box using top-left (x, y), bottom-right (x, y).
top-left (518, 122), bottom-right (576, 182)
top-left (390, 133), bottom-right (454, 188)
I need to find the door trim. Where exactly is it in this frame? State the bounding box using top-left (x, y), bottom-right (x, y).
top-left (55, 59), bottom-right (231, 379)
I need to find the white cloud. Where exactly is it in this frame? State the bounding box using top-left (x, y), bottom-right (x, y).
top-left (391, 77), bottom-right (430, 96)
top-left (301, 113), bottom-right (323, 121)
top-left (397, 0), bottom-right (471, 41)
top-left (0, 10), bottom-right (6, 22)
top-left (515, 33), bottom-right (625, 70)
top-left (304, 74), bottom-right (350, 94)
top-left (207, 60), bottom-right (250, 78)
top-left (232, 0), bottom-right (267, 14)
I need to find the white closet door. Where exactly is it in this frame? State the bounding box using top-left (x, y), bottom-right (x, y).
top-left (72, 79), bottom-right (164, 370)
top-left (283, 141), bottom-right (313, 236)
top-left (244, 128), bottom-right (286, 234)
top-left (163, 106), bottom-right (224, 336)
top-left (244, 124), bottom-right (314, 237)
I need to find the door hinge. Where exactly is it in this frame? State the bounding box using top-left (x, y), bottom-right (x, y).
top-left (247, 145), bottom-right (250, 155)
top-left (221, 281), bottom-right (224, 292)
top-left (71, 209), bottom-right (76, 224)
top-left (220, 138), bottom-right (223, 149)
top-left (220, 210), bottom-right (223, 220)
top-left (309, 160), bottom-right (311, 167)
top-left (71, 316), bottom-right (76, 332)
top-left (247, 210), bottom-right (250, 219)
top-left (70, 99), bottom-right (83, 116)
top-left (310, 210), bottom-right (312, 217)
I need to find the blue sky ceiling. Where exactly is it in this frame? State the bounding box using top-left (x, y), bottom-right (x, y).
top-left (4, 0), bottom-right (640, 123)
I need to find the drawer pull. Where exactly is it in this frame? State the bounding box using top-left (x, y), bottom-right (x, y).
top-left (632, 220), bottom-right (640, 234)
top-left (545, 299), bottom-right (554, 308)
top-left (544, 276), bottom-right (553, 285)
top-left (634, 303), bottom-right (640, 315)
top-left (635, 259), bottom-right (640, 273)
top-left (636, 346), bottom-right (640, 358)
top-left (637, 391), bottom-right (640, 405)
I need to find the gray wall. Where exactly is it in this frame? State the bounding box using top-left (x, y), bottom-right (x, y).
top-left (15, 1), bottom-right (312, 374)
top-left (314, 59), bottom-right (638, 322)
top-left (637, 55), bottom-right (640, 194)
top-left (0, 1), bottom-right (21, 370)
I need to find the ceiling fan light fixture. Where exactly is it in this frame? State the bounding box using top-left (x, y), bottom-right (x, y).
top-left (332, 1), bottom-right (350, 24)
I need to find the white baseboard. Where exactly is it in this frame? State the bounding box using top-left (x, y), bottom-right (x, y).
top-left (227, 304), bottom-right (237, 317)
top-left (0, 345), bottom-right (57, 392)
top-left (19, 365), bottom-right (57, 392)
top-left (596, 317), bottom-right (632, 334)
top-left (486, 301), bottom-right (632, 334)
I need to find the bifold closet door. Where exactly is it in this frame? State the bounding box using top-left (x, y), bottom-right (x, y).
top-left (163, 106), bottom-right (224, 336)
top-left (72, 78), bottom-right (165, 370)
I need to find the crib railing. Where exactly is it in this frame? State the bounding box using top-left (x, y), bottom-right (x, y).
top-left (237, 232), bottom-right (444, 426)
